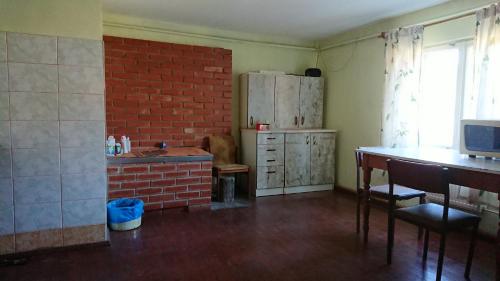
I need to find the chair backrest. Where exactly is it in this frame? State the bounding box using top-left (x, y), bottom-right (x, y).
top-left (387, 158), bottom-right (451, 223)
top-left (208, 135), bottom-right (236, 165)
top-left (387, 159), bottom-right (449, 196)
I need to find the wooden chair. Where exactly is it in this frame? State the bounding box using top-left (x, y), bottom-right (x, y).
top-left (386, 159), bottom-right (480, 281)
top-left (355, 151), bottom-right (426, 236)
top-left (208, 135), bottom-right (251, 200)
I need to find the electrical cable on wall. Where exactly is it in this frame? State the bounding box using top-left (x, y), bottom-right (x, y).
top-left (318, 40), bottom-right (359, 73)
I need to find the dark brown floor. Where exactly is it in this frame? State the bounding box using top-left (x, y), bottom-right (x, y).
top-left (1, 191), bottom-right (495, 281)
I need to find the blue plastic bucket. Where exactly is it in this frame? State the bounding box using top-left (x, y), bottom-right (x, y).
top-left (107, 198), bottom-right (144, 231)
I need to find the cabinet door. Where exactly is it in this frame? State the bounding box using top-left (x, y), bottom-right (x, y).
top-left (310, 132), bottom-right (335, 185)
top-left (248, 73), bottom-right (275, 128)
top-left (284, 133), bottom-right (311, 187)
top-left (275, 75), bottom-right (300, 128)
top-left (299, 77), bottom-right (324, 128)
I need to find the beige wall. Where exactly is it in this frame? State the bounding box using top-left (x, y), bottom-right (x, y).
top-left (103, 13), bottom-right (318, 142)
top-left (320, 38), bottom-right (386, 188)
top-left (0, 0), bottom-right (102, 39)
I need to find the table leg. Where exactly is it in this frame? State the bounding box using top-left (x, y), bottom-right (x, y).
top-left (363, 165), bottom-right (373, 244)
top-left (497, 193), bottom-right (500, 280)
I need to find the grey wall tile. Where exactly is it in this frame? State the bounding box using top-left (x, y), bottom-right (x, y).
top-left (59, 65), bottom-right (104, 94)
top-left (13, 147), bottom-right (59, 177)
top-left (8, 63), bottom-right (57, 92)
top-left (62, 198), bottom-right (105, 228)
top-left (0, 32), bottom-right (6, 62)
top-left (59, 93), bottom-right (104, 121)
top-left (7, 33), bottom-right (57, 64)
top-left (15, 202), bottom-right (61, 232)
top-left (0, 149), bottom-right (12, 178)
top-left (0, 121), bottom-right (10, 149)
top-left (10, 92), bottom-right (58, 120)
top-left (0, 206), bottom-right (14, 235)
top-left (0, 178), bottom-right (13, 209)
top-left (14, 176), bottom-right (61, 204)
top-left (61, 148), bottom-right (105, 174)
top-left (0, 63), bottom-right (7, 91)
top-left (60, 121), bottom-right (104, 148)
top-left (58, 38), bottom-right (103, 67)
top-left (62, 173), bottom-right (106, 201)
top-left (0, 92), bottom-right (9, 120)
top-left (11, 121), bottom-right (59, 148)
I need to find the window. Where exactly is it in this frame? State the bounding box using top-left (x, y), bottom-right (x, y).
top-left (420, 41), bottom-right (499, 211)
top-left (419, 41), bottom-right (474, 149)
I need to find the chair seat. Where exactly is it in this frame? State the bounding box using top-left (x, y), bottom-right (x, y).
top-left (214, 163), bottom-right (249, 173)
top-left (370, 184), bottom-right (426, 200)
top-left (394, 203), bottom-right (480, 231)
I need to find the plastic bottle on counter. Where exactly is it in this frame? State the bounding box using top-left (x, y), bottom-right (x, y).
top-left (126, 137), bottom-right (131, 153)
top-left (115, 143), bottom-right (122, 155)
top-left (121, 136), bottom-right (128, 153)
top-left (106, 136), bottom-right (116, 156)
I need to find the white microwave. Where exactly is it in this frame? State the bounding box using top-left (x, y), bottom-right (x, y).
top-left (460, 119), bottom-right (500, 158)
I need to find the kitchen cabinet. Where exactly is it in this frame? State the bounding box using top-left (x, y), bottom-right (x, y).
top-left (241, 129), bottom-right (336, 197)
top-left (284, 133), bottom-right (310, 187)
top-left (275, 75), bottom-right (300, 128)
top-left (240, 73), bottom-right (275, 128)
top-left (299, 77), bottom-right (324, 128)
top-left (240, 73), bottom-right (324, 129)
top-left (310, 132), bottom-right (335, 185)
top-left (241, 131), bottom-right (285, 197)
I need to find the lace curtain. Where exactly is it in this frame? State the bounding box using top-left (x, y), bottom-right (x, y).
top-left (464, 4), bottom-right (500, 120)
top-left (381, 26), bottom-right (424, 148)
top-left (460, 4), bottom-right (500, 210)
top-left (381, 20), bottom-right (499, 211)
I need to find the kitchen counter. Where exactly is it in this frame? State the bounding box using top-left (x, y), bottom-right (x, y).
top-left (107, 147), bottom-right (213, 164)
top-left (107, 146), bottom-right (213, 211)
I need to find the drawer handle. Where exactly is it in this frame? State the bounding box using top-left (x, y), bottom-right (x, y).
top-left (266, 149), bottom-right (276, 152)
top-left (250, 116), bottom-right (254, 126)
top-left (267, 137), bottom-right (276, 140)
top-left (266, 159), bottom-right (276, 162)
top-left (266, 171), bottom-right (276, 174)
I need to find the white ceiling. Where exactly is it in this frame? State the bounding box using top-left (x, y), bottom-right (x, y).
top-left (103, 0), bottom-right (449, 41)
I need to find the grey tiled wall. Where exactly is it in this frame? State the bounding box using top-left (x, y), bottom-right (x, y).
top-left (0, 31), bottom-right (106, 237)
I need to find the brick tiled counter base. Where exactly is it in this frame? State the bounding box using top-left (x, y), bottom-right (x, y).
top-left (107, 161), bottom-right (212, 211)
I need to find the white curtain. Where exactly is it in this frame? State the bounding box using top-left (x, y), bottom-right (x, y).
top-left (381, 26), bottom-right (424, 148)
top-left (462, 4), bottom-right (500, 209)
top-left (464, 4), bottom-right (500, 119)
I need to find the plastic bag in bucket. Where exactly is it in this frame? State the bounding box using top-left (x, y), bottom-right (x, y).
top-left (107, 198), bottom-right (144, 231)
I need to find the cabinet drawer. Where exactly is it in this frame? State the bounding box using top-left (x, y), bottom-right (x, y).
top-left (257, 133), bottom-right (284, 145)
top-left (257, 144), bottom-right (284, 166)
top-left (257, 166), bottom-right (284, 189)
top-left (285, 132), bottom-right (310, 144)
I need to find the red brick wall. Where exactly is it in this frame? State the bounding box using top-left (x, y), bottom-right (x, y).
top-left (107, 161), bottom-right (212, 211)
top-left (104, 36), bottom-right (232, 148)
